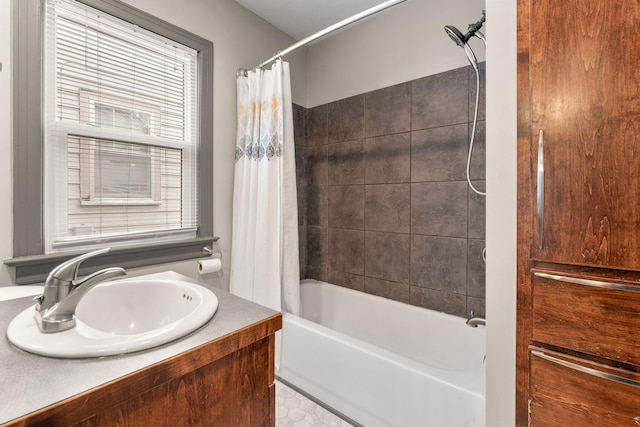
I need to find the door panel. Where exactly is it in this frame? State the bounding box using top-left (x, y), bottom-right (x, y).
top-left (530, 349), bottom-right (640, 426)
top-left (530, 0), bottom-right (640, 268)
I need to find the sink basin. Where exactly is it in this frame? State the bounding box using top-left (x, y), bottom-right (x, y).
top-left (7, 278), bottom-right (218, 358)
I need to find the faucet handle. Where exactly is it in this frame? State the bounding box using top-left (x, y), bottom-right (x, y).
top-left (48, 248), bottom-right (111, 283)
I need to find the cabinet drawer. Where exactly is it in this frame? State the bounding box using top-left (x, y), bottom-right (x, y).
top-left (530, 349), bottom-right (640, 426)
top-left (532, 270), bottom-right (640, 365)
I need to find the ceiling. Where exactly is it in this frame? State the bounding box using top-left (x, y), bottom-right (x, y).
top-left (233, 0), bottom-right (394, 40)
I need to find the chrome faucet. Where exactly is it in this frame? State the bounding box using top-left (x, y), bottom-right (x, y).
top-left (34, 248), bottom-right (126, 333)
top-left (466, 311), bottom-right (486, 328)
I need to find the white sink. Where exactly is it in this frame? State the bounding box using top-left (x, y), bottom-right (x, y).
top-left (7, 278), bottom-right (218, 358)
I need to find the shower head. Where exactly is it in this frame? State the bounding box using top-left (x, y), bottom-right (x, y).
top-left (444, 11), bottom-right (486, 47)
top-left (444, 25), bottom-right (467, 47)
top-left (444, 25), bottom-right (480, 70)
top-left (444, 12), bottom-right (486, 70)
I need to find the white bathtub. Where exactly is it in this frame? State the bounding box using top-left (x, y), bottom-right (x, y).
top-left (277, 279), bottom-right (485, 427)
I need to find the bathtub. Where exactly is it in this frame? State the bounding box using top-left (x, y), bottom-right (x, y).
top-left (277, 279), bottom-right (485, 427)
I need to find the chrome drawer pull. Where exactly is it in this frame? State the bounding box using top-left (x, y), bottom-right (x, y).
top-left (537, 129), bottom-right (544, 249)
top-left (534, 271), bottom-right (640, 293)
top-left (532, 350), bottom-right (640, 389)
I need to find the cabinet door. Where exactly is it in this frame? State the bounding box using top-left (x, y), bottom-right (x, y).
top-left (530, 349), bottom-right (640, 426)
top-left (530, 0), bottom-right (640, 268)
top-left (532, 270), bottom-right (640, 365)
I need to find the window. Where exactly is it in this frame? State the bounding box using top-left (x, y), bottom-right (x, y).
top-left (9, 0), bottom-right (214, 283)
top-left (45, 0), bottom-right (200, 250)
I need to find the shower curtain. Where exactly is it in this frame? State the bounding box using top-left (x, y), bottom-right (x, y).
top-left (230, 60), bottom-right (300, 317)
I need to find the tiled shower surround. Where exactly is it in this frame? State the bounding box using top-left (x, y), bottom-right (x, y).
top-left (294, 64), bottom-right (486, 317)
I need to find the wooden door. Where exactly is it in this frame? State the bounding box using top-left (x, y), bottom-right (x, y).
top-left (529, 0), bottom-right (640, 269)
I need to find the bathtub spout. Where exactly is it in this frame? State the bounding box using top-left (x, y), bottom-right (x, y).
top-left (466, 311), bottom-right (485, 328)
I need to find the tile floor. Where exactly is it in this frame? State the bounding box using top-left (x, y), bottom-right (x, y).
top-left (275, 380), bottom-right (354, 427)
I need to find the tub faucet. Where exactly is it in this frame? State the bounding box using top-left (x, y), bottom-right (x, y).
top-left (34, 248), bottom-right (126, 333)
top-left (466, 311), bottom-right (486, 328)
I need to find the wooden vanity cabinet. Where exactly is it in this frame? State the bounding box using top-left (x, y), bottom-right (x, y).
top-left (517, 0), bottom-right (640, 425)
top-left (4, 314), bottom-right (281, 427)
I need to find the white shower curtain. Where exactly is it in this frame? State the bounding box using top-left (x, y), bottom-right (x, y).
top-left (230, 60), bottom-right (300, 317)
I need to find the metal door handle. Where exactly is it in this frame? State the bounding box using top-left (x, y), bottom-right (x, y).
top-left (537, 129), bottom-right (544, 248)
top-left (532, 350), bottom-right (640, 388)
top-left (534, 271), bottom-right (640, 293)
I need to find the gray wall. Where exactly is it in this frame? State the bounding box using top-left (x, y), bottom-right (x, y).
top-left (304, 0), bottom-right (485, 108)
top-left (296, 64), bottom-right (486, 317)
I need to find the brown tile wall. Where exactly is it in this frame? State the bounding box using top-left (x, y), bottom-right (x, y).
top-left (294, 63), bottom-right (486, 318)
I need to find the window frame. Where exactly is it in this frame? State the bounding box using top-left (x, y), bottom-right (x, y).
top-left (8, 0), bottom-right (215, 284)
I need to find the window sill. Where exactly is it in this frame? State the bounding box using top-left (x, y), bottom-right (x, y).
top-left (4, 236), bottom-right (219, 285)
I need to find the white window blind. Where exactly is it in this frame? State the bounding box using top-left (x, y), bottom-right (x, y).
top-left (44, 0), bottom-right (199, 252)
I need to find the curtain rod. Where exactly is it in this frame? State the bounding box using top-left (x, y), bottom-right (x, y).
top-left (251, 0), bottom-right (409, 71)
